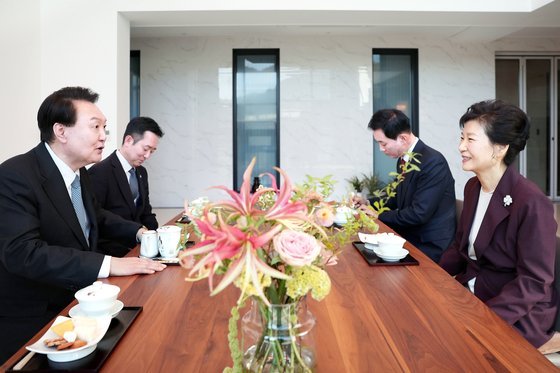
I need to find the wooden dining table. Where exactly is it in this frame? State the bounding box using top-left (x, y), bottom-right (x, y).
top-left (2, 213), bottom-right (557, 372)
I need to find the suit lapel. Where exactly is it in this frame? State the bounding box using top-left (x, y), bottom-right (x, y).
top-left (110, 152), bottom-right (136, 213)
top-left (396, 140), bottom-right (423, 208)
top-left (34, 144), bottom-right (90, 249)
top-left (473, 167), bottom-right (516, 258)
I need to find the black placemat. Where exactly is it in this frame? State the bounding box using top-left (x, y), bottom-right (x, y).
top-left (8, 306), bottom-right (142, 372)
top-left (353, 241), bottom-right (419, 266)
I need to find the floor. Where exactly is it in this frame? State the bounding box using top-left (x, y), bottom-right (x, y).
top-left (157, 205), bottom-right (560, 232)
top-left (156, 205), bottom-right (560, 234)
top-left (153, 208), bottom-right (183, 226)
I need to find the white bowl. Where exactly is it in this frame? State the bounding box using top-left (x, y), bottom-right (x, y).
top-left (376, 233), bottom-right (406, 252)
top-left (373, 247), bottom-right (409, 262)
top-left (74, 281), bottom-right (120, 316)
top-left (334, 206), bottom-right (354, 225)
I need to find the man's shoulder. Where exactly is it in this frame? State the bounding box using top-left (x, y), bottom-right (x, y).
top-left (89, 151), bottom-right (117, 173)
top-left (0, 145), bottom-right (41, 173)
top-left (415, 140), bottom-right (444, 158)
top-left (414, 140), bottom-right (451, 170)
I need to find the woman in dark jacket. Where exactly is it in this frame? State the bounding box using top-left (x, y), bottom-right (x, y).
top-left (439, 100), bottom-right (558, 350)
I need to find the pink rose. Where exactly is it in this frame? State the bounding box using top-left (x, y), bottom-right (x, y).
top-left (273, 230), bottom-right (321, 267)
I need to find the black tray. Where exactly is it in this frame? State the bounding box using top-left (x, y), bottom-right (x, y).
top-left (353, 241), bottom-right (419, 266)
top-left (175, 215), bottom-right (191, 224)
top-left (7, 306), bottom-right (142, 372)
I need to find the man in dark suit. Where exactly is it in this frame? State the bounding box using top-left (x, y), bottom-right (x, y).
top-left (0, 87), bottom-right (166, 363)
top-left (89, 117), bottom-right (163, 256)
top-left (366, 109), bottom-right (456, 262)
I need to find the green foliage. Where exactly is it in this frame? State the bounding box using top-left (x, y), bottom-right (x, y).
top-left (292, 174), bottom-right (336, 208)
top-left (224, 300), bottom-right (245, 373)
top-left (371, 152), bottom-right (420, 215)
top-left (361, 173), bottom-right (385, 198)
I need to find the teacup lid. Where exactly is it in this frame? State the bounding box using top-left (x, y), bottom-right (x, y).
top-left (157, 225), bottom-right (182, 232)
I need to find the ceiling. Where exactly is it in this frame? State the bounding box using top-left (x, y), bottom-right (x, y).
top-left (125, 1), bottom-right (560, 42)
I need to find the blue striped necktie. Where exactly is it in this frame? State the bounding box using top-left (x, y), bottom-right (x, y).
top-left (71, 175), bottom-right (89, 242)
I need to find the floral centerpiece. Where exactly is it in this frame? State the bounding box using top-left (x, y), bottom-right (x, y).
top-left (179, 157), bottom-right (408, 372)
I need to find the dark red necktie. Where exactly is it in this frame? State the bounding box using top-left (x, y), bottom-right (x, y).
top-left (399, 158), bottom-right (406, 173)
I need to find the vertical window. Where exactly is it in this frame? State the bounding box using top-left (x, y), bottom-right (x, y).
top-left (496, 55), bottom-right (559, 199)
top-left (233, 49), bottom-right (280, 190)
top-left (372, 49), bottom-right (419, 181)
top-left (130, 50), bottom-right (140, 119)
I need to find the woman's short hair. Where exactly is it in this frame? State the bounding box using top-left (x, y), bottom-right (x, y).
top-left (459, 100), bottom-right (530, 166)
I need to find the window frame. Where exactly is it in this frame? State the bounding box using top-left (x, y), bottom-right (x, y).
top-left (232, 48), bottom-right (281, 191)
top-left (371, 48), bottom-right (419, 136)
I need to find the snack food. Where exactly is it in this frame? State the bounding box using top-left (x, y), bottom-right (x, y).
top-left (73, 316), bottom-right (97, 342)
top-left (44, 316), bottom-right (97, 351)
top-left (43, 336), bottom-right (87, 351)
top-left (50, 319), bottom-right (74, 337)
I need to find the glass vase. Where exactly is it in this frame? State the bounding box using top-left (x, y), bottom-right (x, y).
top-left (241, 298), bottom-right (316, 372)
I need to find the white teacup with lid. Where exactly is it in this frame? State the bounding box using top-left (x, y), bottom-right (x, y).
top-left (157, 225), bottom-right (183, 258)
top-left (74, 281), bottom-right (120, 316)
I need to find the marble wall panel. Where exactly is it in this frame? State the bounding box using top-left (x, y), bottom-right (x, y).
top-left (132, 35), bottom-right (495, 207)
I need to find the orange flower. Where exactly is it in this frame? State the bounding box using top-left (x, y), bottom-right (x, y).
top-left (314, 206), bottom-right (334, 227)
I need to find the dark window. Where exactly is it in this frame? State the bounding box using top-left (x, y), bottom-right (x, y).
top-left (130, 50), bottom-right (140, 118)
top-left (372, 48), bottom-right (419, 181)
top-left (233, 49), bottom-right (280, 191)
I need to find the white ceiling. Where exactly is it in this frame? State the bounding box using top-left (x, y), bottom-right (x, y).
top-left (125, 1), bottom-right (560, 42)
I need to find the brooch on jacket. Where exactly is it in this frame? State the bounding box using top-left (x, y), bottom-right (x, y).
top-left (503, 195), bottom-right (513, 207)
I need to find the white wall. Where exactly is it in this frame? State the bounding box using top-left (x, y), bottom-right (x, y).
top-left (132, 35), bottom-right (494, 207)
top-left (1, 1), bottom-right (556, 209)
top-left (0, 0), bottom-right (42, 161)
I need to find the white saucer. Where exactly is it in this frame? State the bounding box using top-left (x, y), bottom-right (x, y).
top-left (373, 247), bottom-right (409, 262)
top-left (69, 300), bottom-right (124, 319)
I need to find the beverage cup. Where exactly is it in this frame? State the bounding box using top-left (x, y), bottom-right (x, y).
top-left (157, 225), bottom-right (182, 258)
top-left (140, 230), bottom-right (158, 258)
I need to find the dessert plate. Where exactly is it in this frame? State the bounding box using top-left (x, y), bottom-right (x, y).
top-left (26, 315), bottom-right (111, 362)
top-left (69, 300), bottom-right (124, 319)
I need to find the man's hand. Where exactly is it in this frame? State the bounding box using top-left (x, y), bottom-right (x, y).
top-left (136, 226), bottom-right (148, 243)
top-left (357, 204), bottom-right (379, 219)
top-left (109, 257), bottom-right (166, 276)
top-left (351, 194), bottom-right (369, 209)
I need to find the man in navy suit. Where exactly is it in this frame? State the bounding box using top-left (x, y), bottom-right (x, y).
top-left (0, 87), bottom-right (165, 363)
top-left (89, 117), bottom-right (163, 257)
top-left (366, 109), bottom-right (456, 262)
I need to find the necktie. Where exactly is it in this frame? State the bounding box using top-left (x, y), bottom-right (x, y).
top-left (399, 158), bottom-right (406, 173)
top-left (71, 175), bottom-right (89, 241)
top-left (129, 167), bottom-right (140, 203)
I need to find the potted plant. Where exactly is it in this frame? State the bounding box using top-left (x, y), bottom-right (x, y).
top-left (347, 175), bottom-right (364, 196)
top-left (361, 173), bottom-right (385, 199)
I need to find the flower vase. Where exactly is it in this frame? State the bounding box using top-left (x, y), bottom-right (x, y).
top-left (241, 298), bottom-right (316, 372)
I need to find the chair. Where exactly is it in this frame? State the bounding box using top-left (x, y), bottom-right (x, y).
top-left (543, 236), bottom-right (560, 365)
